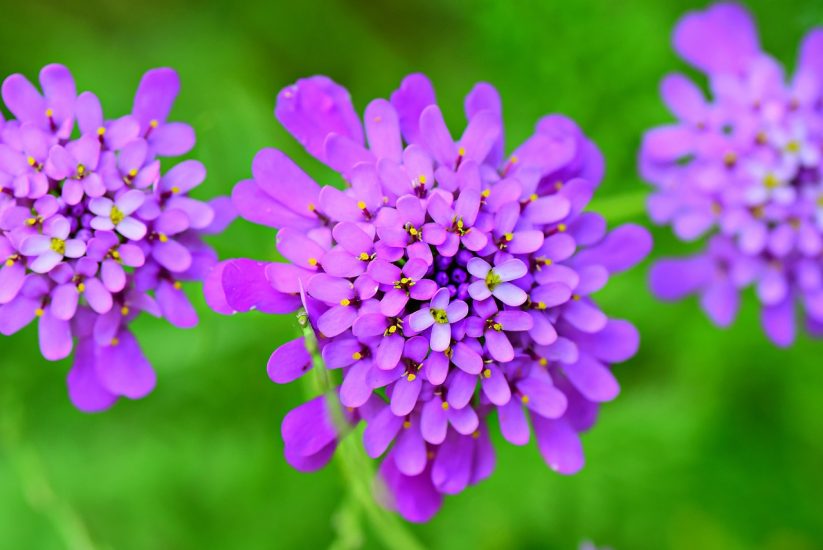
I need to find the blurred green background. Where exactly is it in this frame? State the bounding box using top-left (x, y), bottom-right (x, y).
top-left (1, 0), bottom-right (822, 548)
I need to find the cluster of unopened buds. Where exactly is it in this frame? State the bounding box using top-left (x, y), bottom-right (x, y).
top-left (0, 64), bottom-right (231, 411)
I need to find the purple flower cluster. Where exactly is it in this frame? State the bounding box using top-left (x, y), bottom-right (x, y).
top-left (0, 65), bottom-right (232, 411)
top-left (208, 74), bottom-right (650, 521)
top-left (641, 3), bottom-right (823, 346)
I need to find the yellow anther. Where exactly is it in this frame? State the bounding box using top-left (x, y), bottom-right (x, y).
top-left (77, 164), bottom-right (86, 176)
top-left (472, 431), bottom-right (480, 439)
top-left (50, 238), bottom-right (65, 254)
top-left (521, 394), bottom-right (530, 404)
top-left (543, 258), bottom-right (553, 266)
top-left (510, 155), bottom-right (519, 164)
top-left (529, 193), bottom-right (538, 202)
top-left (352, 351), bottom-right (363, 360)
top-left (763, 173), bottom-right (780, 189)
top-left (755, 131), bottom-right (768, 145)
top-left (149, 119), bottom-right (159, 128)
top-left (77, 283), bottom-right (86, 293)
top-left (5, 259), bottom-right (14, 267)
top-left (441, 401), bottom-right (449, 410)
top-left (97, 126), bottom-right (106, 136)
top-left (572, 294), bottom-right (581, 301)
top-left (407, 373), bottom-right (417, 382)
top-left (307, 202), bottom-right (316, 212)
top-left (158, 233), bottom-right (169, 243)
top-left (45, 108), bottom-right (54, 117)
top-left (387, 325), bottom-right (398, 334)
top-left (554, 181), bottom-right (563, 190)
top-left (481, 189), bottom-right (490, 198)
top-left (403, 420), bottom-right (411, 429)
top-left (482, 368), bottom-right (492, 379)
top-left (111, 337), bottom-right (120, 346)
top-left (752, 205), bottom-right (765, 219)
top-left (503, 232), bottom-right (513, 242)
top-left (307, 258), bottom-right (318, 266)
top-left (27, 156), bottom-right (36, 166)
top-left (492, 322), bottom-right (503, 331)
top-left (723, 151), bottom-right (737, 167)
top-left (539, 357), bottom-right (548, 367)
top-left (786, 140), bottom-right (801, 153)
top-left (111, 250), bottom-right (120, 260)
top-left (358, 252), bottom-right (370, 261)
top-left (110, 206), bottom-right (125, 225)
top-left (408, 226), bottom-right (419, 236)
top-left (173, 281), bottom-right (183, 290)
top-left (557, 223), bottom-right (567, 232)
top-left (456, 218), bottom-right (465, 229)
top-left (26, 218), bottom-right (37, 226)
top-left (340, 298), bottom-right (351, 306)
top-left (357, 200), bottom-right (367, 209)
top-left (418, 175), bottom-right (427, 184)
top-left (34, 308), bottom-right (45, 317)
top-left (121, 306), bottom-right (130, 316)
top-left (536, 301), bottom-right (547, 310)
top-left (458, 147), bottom-right (466, 156)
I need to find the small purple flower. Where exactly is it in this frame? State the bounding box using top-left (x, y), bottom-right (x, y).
top-left (209, 74), bottom-right (650, 521)
top-left (19, 215), bottom-right (86, 273)
top-left (642, 3), bottom-right (823, 346)
top-left (407, 288), bottom-right (468, 351)
top-left (466, 257), bottom-right (528, 305)
top-left (89, 189), bottom-right (147, 240)
top-left (0, 65), bottom-right (233, 411)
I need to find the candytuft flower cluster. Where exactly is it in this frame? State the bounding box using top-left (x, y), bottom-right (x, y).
top-left (641, 3), bottom-right (823, 346)
top-left (0, 65), bottom-right (231, 411)
top-left (208, 74), bottom-right (651, 521)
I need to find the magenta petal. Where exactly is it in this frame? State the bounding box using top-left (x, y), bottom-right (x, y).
top-left (282, 395), bottom-right (338, 468)
top-left (562, 353), bottom-right (619, 402)
top-left (317, 305), bottom-right (357, 337)
top-left (393, 423), bottom-right (427, 476)
top-left (390, 376), bottom-right (422, 416)
top-left (95, 331), bottom-right (156, 399)
top-left (363, 405), bottom-right (403, 458)
top-left (432, 429), bottom-right (473, 495)
top-left (268, 337), bottom-right (312, 384)
top-left (152, 239), bottom-right (193, 273)
top-left (0, 262), bottom-right (25, 304)
top-left (156, 280), bottom-right (198, 329)
top-left (533, 417), bottom-right (584, 474)
top-left (38, 309), bottom-right (73, 361)
top-left (340, 360), bottom-right (373, 408)
top-left (379, 458), bottom-right (442, 523)
top-left (67, 339), bottom-right (117, 413)
top-left (498, 400), bottom-right (530, 445)
top-left (222, 259), bottom-right (300, 314)
top-left (762, 298), bottom-right (795, 347)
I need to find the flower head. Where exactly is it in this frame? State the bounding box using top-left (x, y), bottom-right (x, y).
top-left (642, 3), bottom-right (823, 346)
top-left (0, 65), bottom-right (232, 411)
top-left (209, 74), bottom-right (650, 521)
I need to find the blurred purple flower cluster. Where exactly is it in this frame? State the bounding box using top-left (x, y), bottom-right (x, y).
top-left (642, 3), bottom-right (823, 346)
top-left (208, 74), bottom-right (650, 521)
top-left (0, 65), bottom-right (232, 411)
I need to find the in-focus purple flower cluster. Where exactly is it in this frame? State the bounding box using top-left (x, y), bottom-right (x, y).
top-left (0, 65), bottom-right (232, 411)
top-left (641, 3), bottom-right (823, 346)
top-left (208, 74), bottom-right (651, 521)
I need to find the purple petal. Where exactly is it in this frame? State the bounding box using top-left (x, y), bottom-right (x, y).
top-left (95, 331), bottom-right (156, 399)
top-left (268, 337), bottom-right (312, 384)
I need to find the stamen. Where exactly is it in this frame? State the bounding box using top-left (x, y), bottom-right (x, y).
top-left (110, 206), bottom-right (125, 225)
top-left (352, 351), bottom-right (363, 360)
top-left (173, 281), bottom-right (183, 290)
top-left (340, 298), bottom-right (351, 306)
top-left (482, 368), bottom-right (492, 379)
top-left (35, 307), bottom-right (45, 317)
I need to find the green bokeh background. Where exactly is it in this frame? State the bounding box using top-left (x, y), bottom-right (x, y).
top-left (1, 1), bottom-right (822, 548)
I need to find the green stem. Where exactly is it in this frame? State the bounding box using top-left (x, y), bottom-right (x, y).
top-left (296, 312), bottom-right (425, 550)
top-left (588, 190), bottom-right (648, 223)
top-left (0, 393), bottom-right (98, 550)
